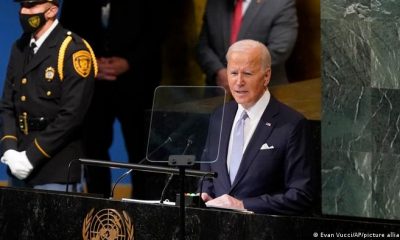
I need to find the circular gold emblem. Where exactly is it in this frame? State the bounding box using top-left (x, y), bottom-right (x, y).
top-left (82, 208), bottom-right (134, 240)
top-left (45, 67), bottom-right (55, 81)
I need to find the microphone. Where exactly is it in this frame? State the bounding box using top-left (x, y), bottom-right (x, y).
top-left (159, 173), bottom-right (174, 203)
top-left (165, 117), bottom-right (200, 145)
top-left (66, 159), bottom-right (80, 193)
top-left (144, 129), bottom-right (188, 162)
top-left (159, 134), bottom-right (196, 204)
top-left (181, 134), bottom-right (195, 155)
top-left (110, 134), bottom-right (175, 199)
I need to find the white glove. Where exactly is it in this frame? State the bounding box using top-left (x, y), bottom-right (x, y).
top-left (3, 150), bottom-right (33, 180)
top-left (1, 154), bottom-right (6, 164)
top-left (1, 149), bottom-right (20, 164)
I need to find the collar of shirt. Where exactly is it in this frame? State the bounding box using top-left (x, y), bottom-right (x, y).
top-left (234, 0), bottom-right (252, 15)
top-left (242, 89), bottom-right (271, 120)
top-left (30, 19), bottom-right (59, 54)
top-left (238, 89), bottom-right (270, 148)
top-left (243, 0), bottom-right (252, 14)
top-left (237, 89), bottom-right (270, 123)
top-left (101, 2), bottom-right (111, 28)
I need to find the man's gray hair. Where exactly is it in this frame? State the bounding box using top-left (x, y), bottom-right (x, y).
top-left (226, 39), bottom-right (271, 69)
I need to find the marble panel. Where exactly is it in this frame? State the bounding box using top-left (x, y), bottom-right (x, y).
top-left (372, 153), bottom-right (400, 219)
top-left (321, 0), bottom-right (400, 21)
top-left (370, 21), bottom-right (400, 89)
top-left (322, 0), bottom-right (372, 20)
top-left (322, 85), bottom-right (373, 152)
top-left (322, 19), bottom-right (371, 87)
top-left (321, 0), bottom-right (400, 221)
top-left (322, 150), bottom-right (372, 217)
top-left (370, 0), bottom-right (400, 20)
top-left (370, 89), bottom-right (400, 154)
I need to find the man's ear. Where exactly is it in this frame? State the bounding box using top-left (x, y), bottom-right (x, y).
top-left (46, 5), bottom-right (58, 18)
top-left (264, 68), bottom-right (271, 87)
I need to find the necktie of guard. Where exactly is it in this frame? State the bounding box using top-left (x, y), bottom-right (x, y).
top-left (28, 42), bottom-right (36, 63)
top-left (25, 42), bottom-right (36, 68)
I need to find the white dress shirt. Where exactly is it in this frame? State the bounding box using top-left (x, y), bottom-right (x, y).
top-left (227, 90), bottom-right (271, 172)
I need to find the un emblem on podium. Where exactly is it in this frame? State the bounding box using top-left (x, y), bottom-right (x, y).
top-left (82, 208), bottom-right (134, 240)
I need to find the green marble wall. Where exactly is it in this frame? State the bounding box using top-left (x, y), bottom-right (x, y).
top-left (322, 0), bottom-right (400, 219)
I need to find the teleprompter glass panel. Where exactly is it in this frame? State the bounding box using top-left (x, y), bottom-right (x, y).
top-left (146, 86), bottom-right (226, 163)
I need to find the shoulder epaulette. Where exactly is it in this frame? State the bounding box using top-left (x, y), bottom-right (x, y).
top-left (57, 31), bottom-right (98, 80)
top-left (57, 31), bottom-right (73, 81)
top-left (82, 38), bottom-right (98, 78)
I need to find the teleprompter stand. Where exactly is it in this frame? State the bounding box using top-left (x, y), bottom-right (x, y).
top-left (168, 154), bottom-right (195, 240)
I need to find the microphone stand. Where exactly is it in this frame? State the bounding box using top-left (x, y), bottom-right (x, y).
top-left (160, 135), bottom-right (194, 204)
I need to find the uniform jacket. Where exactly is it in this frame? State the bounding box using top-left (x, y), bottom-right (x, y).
top-left (197, 0), bottom-right (298, 86)
top-left (201, 96), bottom-right (314, 214)
top-left (0, 24), bottom-right (96, 185)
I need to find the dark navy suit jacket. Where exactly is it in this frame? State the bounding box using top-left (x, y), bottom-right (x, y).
top-left (201, 96), bottom-right (314, 214)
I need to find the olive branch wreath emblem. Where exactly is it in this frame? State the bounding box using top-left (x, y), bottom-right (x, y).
top-left (82, 208), bottom-right (134, 240)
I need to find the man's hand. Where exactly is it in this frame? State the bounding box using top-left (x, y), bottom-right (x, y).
top-left (96, 57), bottom-right (130, 81)
top-left (1, 150), bottom-right (33, 180)
top-left (204, 194), bottom-right (244, 210)
top-left (201, 192), bottom-right (214, 202)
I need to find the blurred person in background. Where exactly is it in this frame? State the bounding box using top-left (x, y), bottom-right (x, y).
top-left (197, 0), bottom-right (298, 93)
top-left (60, 0), bottom-right (163, 198)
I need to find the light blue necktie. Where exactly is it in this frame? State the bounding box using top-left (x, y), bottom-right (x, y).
top-left (229, 111), bottom-right (248, 184)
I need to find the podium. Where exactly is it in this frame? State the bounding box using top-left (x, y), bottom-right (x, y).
top-left (1, 187), bottom-right (400, 239)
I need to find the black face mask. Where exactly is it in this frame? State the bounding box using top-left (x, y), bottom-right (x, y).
top-left (19, 12), bottom-right (47, 33)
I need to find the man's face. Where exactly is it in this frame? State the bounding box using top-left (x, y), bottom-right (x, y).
top-left (227, 50), bottom-right (270, 109)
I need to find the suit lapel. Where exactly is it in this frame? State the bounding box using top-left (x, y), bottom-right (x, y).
top-left (21, 42), bottom-right (31, 74)
top-left (239, 0), bottom-right (266, 39)
top-left (15, 34), bottom-right (31, 75)
top-left (230, 96), bottom-right (280, 190)
top-left (24, 25), bottom-right (63, 74)
top-left (223, 0), bottom-right (234, 49)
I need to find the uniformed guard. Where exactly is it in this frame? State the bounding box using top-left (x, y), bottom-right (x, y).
top-left (0, 0), bottom-right (97, 191)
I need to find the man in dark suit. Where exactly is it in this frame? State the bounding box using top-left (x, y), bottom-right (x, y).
top-left (60, 1), bottom-right (163, 198)
top-left (197, 0), bottom-right (298, 90)
top-left (0, 0), bottom-right (96, 191)
top-left (200, 39), bottom-right (314, 214)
